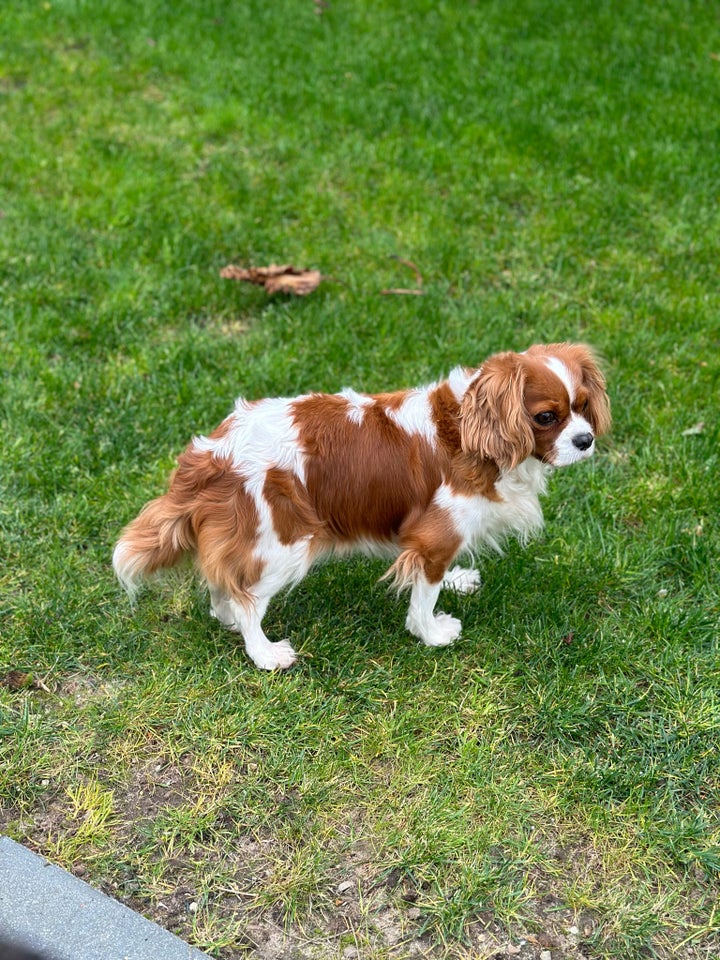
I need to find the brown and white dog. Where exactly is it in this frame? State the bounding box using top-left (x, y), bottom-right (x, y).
top-left (113, 343), bottom-right (610, 669)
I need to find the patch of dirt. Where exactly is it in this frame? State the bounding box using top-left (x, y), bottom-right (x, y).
top-left (113, 753), bottom-right (194, 836)
top-left (57, 670), bottom-right (126, 707)
top-left (103, 784), bottom-right (598, 960)
top-left (2, 747), bottom-right (717, 960)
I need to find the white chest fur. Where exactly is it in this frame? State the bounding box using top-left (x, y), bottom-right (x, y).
top-left (436, 458), bottom-right (550, 553)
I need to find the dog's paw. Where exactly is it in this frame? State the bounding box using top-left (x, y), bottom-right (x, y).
top-left (249, 639), bottom-right (298, 671)
top-left (407, 611), bottom-right (462, 647)
top-left (442, 566), bottom-right (481, 594)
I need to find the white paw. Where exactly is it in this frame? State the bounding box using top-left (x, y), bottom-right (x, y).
top-left (407, 612), bottom-right (462, 647)
top-left (249, 639), bottom-right (298, 671)
top-left (441, 566), bottom-right (481, 594)
top-left (425, 612), bottom-right (462, 647)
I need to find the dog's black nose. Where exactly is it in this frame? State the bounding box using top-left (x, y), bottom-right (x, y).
top-left (572, 432), bottom-right (594, 451)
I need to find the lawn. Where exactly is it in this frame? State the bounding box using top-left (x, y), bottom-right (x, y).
top-left (1, 1), bottom-right (719, 957)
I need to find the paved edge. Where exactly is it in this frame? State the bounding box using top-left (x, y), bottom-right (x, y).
top-left (0, 837), bottom-right (210, 960)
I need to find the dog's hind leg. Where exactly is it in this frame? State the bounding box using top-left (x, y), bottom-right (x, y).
top-left (209, 586), bottom-right (297, 670)
top-left (193, 475), bottom-right (313, 669)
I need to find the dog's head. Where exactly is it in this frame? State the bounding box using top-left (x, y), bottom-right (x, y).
top-left (459, 343), bottom-right (611, 470)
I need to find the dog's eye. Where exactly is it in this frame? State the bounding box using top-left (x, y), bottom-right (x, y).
top-left (534, 411), bottom-right (557, 425)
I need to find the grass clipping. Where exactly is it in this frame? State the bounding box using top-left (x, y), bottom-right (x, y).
top-left (220, 263), bottom-right (323, 296)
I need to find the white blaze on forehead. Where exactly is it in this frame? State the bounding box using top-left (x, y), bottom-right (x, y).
top-left (544, 356), bottom-right (576, 404)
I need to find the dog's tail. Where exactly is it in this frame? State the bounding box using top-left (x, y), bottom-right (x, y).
top-left (113, 493), bottom-right (195, 599)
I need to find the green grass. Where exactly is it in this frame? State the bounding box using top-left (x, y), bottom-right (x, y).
top-left (1, 1), bottom-right (719, 957)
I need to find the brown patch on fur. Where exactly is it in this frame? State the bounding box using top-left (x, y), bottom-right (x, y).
top-left (373, 390), bottom-right (408, 411)
top-left (573, 386), bottom-right (590, 414)
top-left (292, 392), bottom-right (443, 543)
top-left (263, 467), bottom-right (325, 545)
top-left (429, 382), bottom-right (462, 455)
top-left (450, 454), bottom-right (502, 500)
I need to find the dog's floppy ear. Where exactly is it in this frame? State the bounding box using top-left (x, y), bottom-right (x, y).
top-left (460, 352), bottom-right (534, 469)
top-left (573, 344), bottom-right (611, 436)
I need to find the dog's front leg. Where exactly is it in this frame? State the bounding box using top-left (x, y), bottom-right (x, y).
top-left (405, 574), bottom-right (462, 647)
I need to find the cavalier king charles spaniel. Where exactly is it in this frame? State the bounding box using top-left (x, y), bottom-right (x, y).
top-left (114, 343), bottom-right (610, 670)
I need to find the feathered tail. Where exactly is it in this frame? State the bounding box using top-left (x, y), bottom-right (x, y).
top-left (112, 494), bottom-right (195, 599)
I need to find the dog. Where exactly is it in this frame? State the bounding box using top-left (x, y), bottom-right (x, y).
top-left (113, 343), bottom-right (610, 670)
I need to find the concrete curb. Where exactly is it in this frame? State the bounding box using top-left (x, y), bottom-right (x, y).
top-left (0, 837), bottom-right (210, 960)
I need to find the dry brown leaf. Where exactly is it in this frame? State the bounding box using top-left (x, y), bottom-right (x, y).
top-left (220, 263), bottom-right (323, 296)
